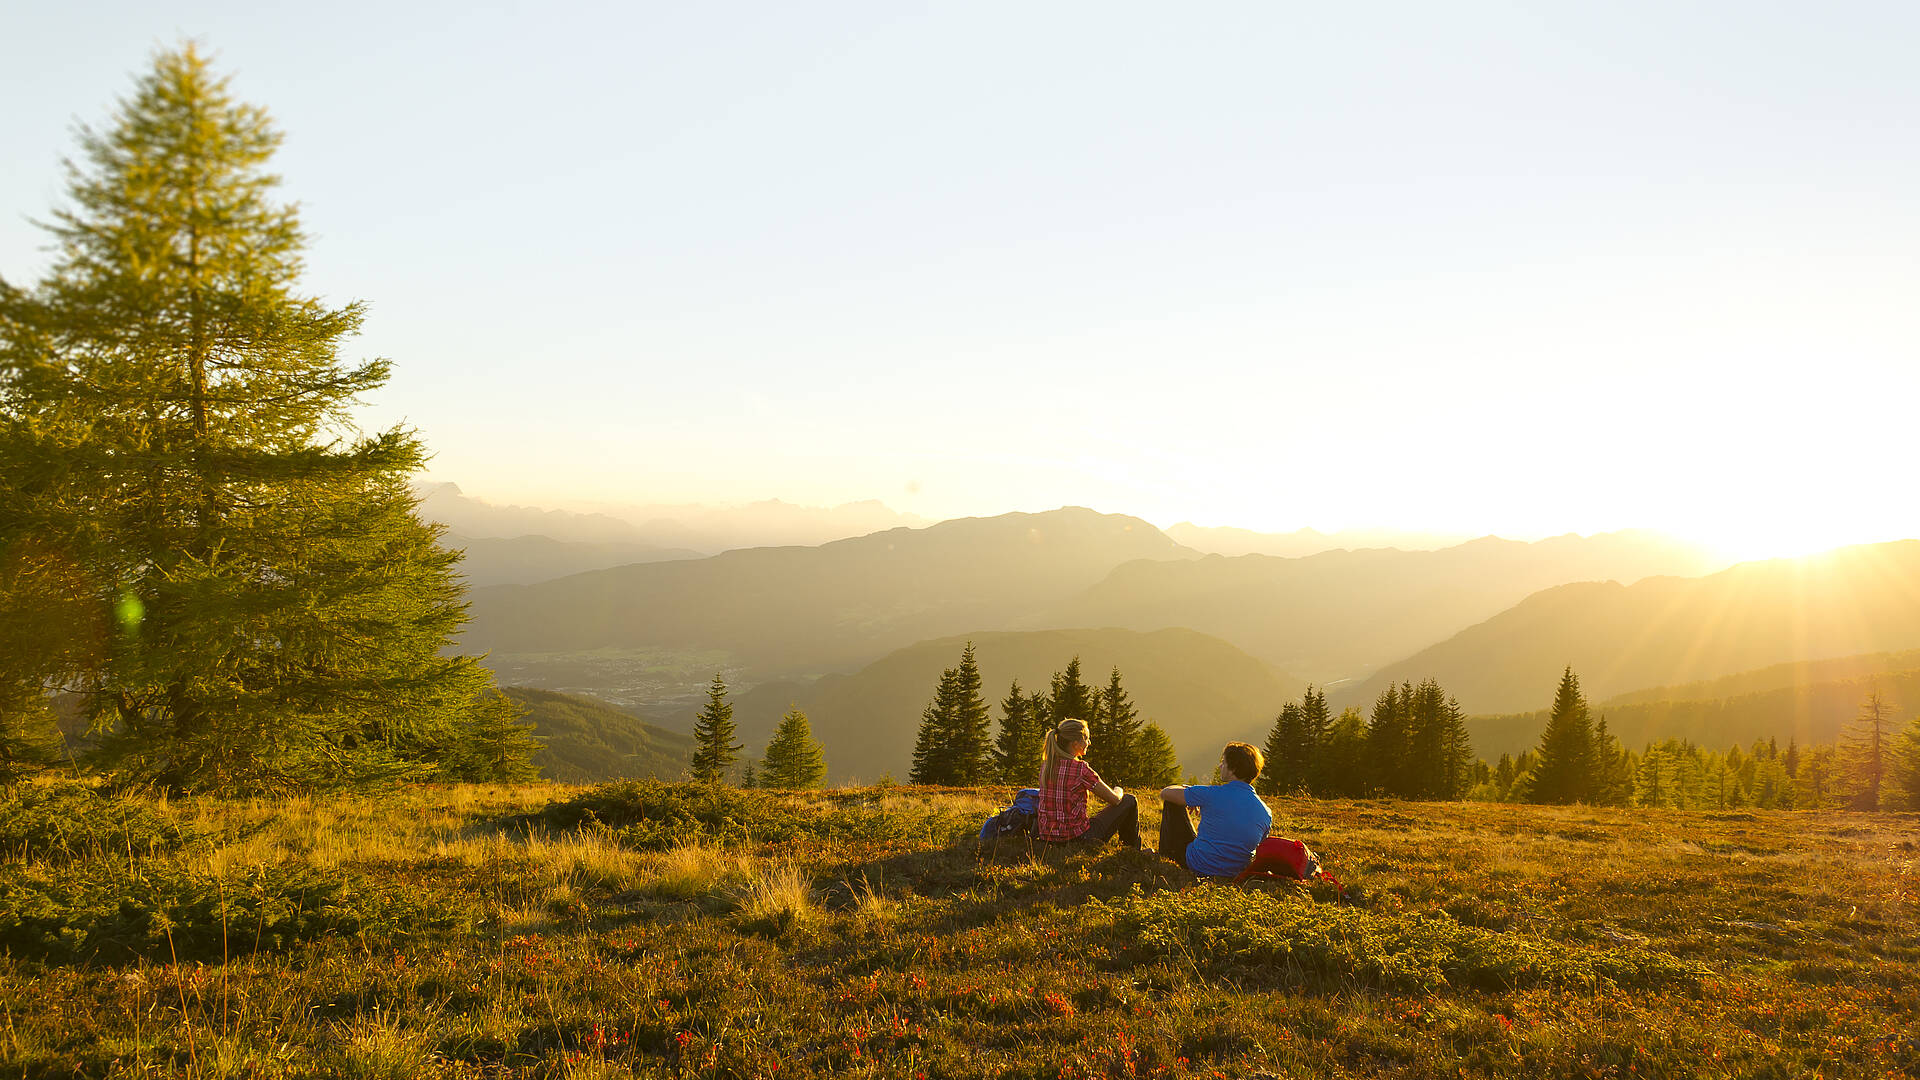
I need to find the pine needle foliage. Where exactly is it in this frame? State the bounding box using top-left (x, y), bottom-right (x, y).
top-left (690, 674), bottom-right (742, 783)
top-left (0, 46), bottom-right (528, 794)
top-left (992, 678), bottom-right (1045, 785)
top-left (761, 707), bottom-right (827, 789)
top-left (1525, 667), bottom-right (1597, 804)
top-left (1132, 721), bottom-right (1182, 789)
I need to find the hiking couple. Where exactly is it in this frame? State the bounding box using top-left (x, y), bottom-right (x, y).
top-left (1034, 717), bottom-right (1272, 878)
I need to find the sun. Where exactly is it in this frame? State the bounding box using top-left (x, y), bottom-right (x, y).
top-left (1695, 521), bottom-right (1912, 564)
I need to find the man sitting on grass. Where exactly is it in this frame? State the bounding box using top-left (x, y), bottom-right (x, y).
top-left (1158, 742), bottom-right (1272, 877)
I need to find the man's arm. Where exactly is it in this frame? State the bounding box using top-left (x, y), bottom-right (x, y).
top-left (1160, 785), bottom-right (1186, 806)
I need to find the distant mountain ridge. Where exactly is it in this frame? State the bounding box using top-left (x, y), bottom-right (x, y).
top-left (1344, 540), bottom-right (1920, 716)
top-left (447, 532), bottom-right (703, 587)
top-left (1165, 522), bottom-right (1475, 557)
top-left (462, 507), bottom-right (1199, 678)
top-left (730, 627), bottom-right (1303, 783)
top-left (501, 686), bottom-right (693, 782)
top-left (1042, 530), bottom-right (1724, 683)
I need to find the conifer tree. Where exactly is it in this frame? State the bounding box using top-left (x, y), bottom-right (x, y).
top-left (1365, 684), bottom-right (1414, 796)
top-left (0, 47), bottom-right (528, 793)
top-left (1048, 657), bottom-right (1096, 737)
top-left (1259, 702), bottom-right (1305, 796)
top-left (910, 666), bottom-right (958, 785)
top-left (1298, 685), bottom-right (1331, 794)
top-left (1588, 716), bottom-right (1632, 807)
top-left (1839, 689), bottom-right (1896, 809)
top-left (948, 643), bottom-right (995, 784)
top-left (1524, 668), bottom-right (1596, 804)
top-left (993, 679), bottom-right (1044, 785)
top-left (761, 707), bottom-right (827, 789)
top-left (1087, 667), bottom-right (1142, 786)
top-left (690, 673), bottom-right (741, 783)
top-left (1890, 713), bottom-right (1920, 811)
top-left (1133, 721), bottom-right (1182, 788)
top-left (0, 696), bottom-right (66, 785)
top-left (1318, 708), bottom-right (1369, 798)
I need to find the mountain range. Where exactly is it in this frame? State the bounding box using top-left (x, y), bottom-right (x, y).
top-left (730, 627), bottom-right (1302, 784)
top-left (1164, 523), bottom-right (1474, 558)
top-left (1345, 541), bottom-right (1920, 715)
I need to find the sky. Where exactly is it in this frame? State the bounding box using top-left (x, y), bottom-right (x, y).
top-left (4, 2), bottom-right (1917, 560)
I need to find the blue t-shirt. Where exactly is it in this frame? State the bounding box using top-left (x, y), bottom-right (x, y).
top-left (1182, 780), bottom-right (1273, 877)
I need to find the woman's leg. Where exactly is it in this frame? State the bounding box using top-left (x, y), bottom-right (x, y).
top-left (1158, 799), bottom-right (1196, 869)
top-left (1083, 793), bottom-right (1141, 847)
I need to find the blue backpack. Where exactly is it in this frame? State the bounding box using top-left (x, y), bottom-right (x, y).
top-left (978, 788), bottom-right (1041, 842)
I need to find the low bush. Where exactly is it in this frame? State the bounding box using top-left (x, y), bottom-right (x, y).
top-left (0, 861), bottom-right (462, 964)
top-left (0, 783), bottom-right (198, 863)
top-left (1091, 883), bottom-right (1705, 993)
top-left (533, 781), bottom-right (978, 851)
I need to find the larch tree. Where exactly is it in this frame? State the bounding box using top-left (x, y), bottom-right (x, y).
top-left (760, 706), bottom-right (827, 789)
top-left (0, 45), bottom-right (529, 793)
top-left (1839, 689), bottom-right (1896, 809)
top-left (690, 673), bottom-right (741, 783)
top-left (1133, 721), bottom-right (1182, 789)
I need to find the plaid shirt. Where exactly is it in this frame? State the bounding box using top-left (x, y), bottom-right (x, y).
top-left (1036, 758), bottom-right (1099, 841)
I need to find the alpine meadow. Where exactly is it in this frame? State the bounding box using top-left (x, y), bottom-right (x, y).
top-left (4, 19), bottom-right (1920, 1080)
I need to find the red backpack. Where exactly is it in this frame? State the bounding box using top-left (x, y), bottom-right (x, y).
top-left (1232, 837), bottom-right (1345, 901)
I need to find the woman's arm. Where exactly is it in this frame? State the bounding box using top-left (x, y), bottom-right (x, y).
top-left (1089, 776), bottom-right (1123, 805)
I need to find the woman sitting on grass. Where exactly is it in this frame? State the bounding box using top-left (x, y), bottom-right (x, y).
top-left (1034, 718), bottom-right (1142, 849)
top-left (1158, 742), bottom-right (1272, 877)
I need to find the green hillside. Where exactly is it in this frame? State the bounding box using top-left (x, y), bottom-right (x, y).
top-left (461, 507), bottom-right (1198, 678)
top-left (1340, 540), bottom-right (1920, 715)
top-left (730, 627), bottom-right (1304, 784)
top-left (1043, 530), bottom-right (1720, 683)
top-left (501, 686), bottom-right (693, 782)
top-left (1466, 654), bottom-right (1920, 759)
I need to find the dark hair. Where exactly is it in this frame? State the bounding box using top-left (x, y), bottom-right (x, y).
top-left (1222, 742), bottom-right (1262, 783)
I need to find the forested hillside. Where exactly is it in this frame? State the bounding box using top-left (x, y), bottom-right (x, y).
top-left (1467, 653), bottom-right (1920, 759)
top-left (1344, 540), bottom-right (1920, 714)
top-left (500, 687), bottom-right (692, 782)
top-left (1045, 530), bottom-right (1721, 682)
top-left (461, 508), bottom-right (1197, 676)
top-left (731, 627), bottom-right (1302, 783)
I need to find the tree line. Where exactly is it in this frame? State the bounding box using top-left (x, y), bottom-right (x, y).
top-left (908, 645), bottom-right (1182, 789)
top-left (1257, 681), bottom-right (1479, 800)
top-left (1483, 669), bottom-right (1920, 810)
top-left (0, 48), bottom-right (536, 792)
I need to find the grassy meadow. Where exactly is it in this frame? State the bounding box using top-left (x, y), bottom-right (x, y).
top-left (2, 780), bottom-right (1916, 1079)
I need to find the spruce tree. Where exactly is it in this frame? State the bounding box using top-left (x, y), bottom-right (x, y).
top-left (0, 47), bottom-right (528, 793)
top-left (1298, 685), bottom-right (1331, 794)
top-left (1365, 684), bottom-right (1413, 797)
top-left (1133, 721), bottom-right (1182, 789)
top-left (910, 666), bottom-right (958, 785)
top-left (1890, 713), bottom-right (1920, 811)
top-left (1588, 716), bottom-right (1632, 806)
top-left (993, 679), bottom-right (1043, 785)
top-left (1048, 657), bottom-right (1096, 736)
top-left (1259, 702), bottom-right (1304, 796)
top-left (761, 707), bottom-right (827, 789)
top-left (690, 673), bottom-right (741, 783)
top-left (1524, 667), bottom-right (1596, 804)
top-left (948, 643), bottom-right (995, 784)
top-left (1087, 667), bottom-right (1141, 786)
top-left (1318, 708), bottom-right (1369, 798)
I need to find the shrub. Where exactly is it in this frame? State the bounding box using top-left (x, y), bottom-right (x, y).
top-left (0, 784), bottom-right (198, 863)
top-left (0, 861), bottom-right (461, 964)
top-left (532, 781), bottom-right (978, 852)
top-left (1090, 884), bottom-right (1704, 993)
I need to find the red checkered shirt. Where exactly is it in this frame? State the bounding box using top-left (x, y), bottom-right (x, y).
top-left (1036, 758), bottom-right (1099, 841)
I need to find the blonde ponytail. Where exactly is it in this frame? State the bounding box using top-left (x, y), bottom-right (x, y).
top-left (1041, 718), bottom-right (1089, 786)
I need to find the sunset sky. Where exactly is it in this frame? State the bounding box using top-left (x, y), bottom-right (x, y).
top-left (4, 3), bottom-right (1916, 560)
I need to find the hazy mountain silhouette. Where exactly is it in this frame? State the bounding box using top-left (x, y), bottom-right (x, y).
top-left (729, 628), bottom-right (1304, 784)
top-left (446, 532), bottom-right (702, 587)
top-left (1342, 540), bottom-right (1920, 716)
top-left (568, 497), bottom-right (930, 553)
top-left (1042, 531), bottom-right (1724, 683)
top-left (461, 508), bottom-right (1200, 677)
top-left (1164, 523), bottom-right (1474, 557)
top-left (416, 483), bottom-right (654, 544)
top-left (1465, 647), bottom-right (1920, 759)
top-left (501, 686), bottom-right (693, 782)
